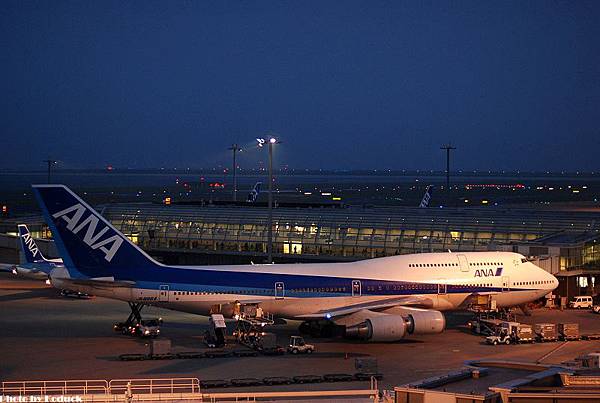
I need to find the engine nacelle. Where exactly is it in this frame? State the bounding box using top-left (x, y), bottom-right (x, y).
top-left (405, 310), bottom-right (445, 335)
top-left (346, 315), bottom-right (407, 342)
top-left (345, 310), bottom-right (445, 341)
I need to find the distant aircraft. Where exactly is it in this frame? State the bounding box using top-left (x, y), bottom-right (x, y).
top-left (13, 224), bottom-right (63, 280)
top-left (247, 182), bottom-right (262, 202)
top-left (33, 184), bottom-right (558, 342)
top-left (419, 185), bottom-right (433, 208)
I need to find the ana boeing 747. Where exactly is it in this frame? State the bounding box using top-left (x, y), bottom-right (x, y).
top-left (32, 184), bottom-right (558, 342)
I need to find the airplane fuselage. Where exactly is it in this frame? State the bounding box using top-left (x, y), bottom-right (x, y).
top-left (51, 251), bottom-right (557, 319)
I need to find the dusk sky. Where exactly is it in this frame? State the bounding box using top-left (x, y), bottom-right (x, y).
top-left (2, 1), bottom-right (599, 171)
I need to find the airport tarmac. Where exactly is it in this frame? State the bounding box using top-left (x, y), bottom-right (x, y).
top-left (1, 272), bottom-right (600, 391)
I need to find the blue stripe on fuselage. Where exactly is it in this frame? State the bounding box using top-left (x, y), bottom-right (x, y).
top-left (134, 276), bottom-right (534, 297)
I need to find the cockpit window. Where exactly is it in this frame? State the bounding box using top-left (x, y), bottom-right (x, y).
top-left (521, 258), bottom-right (528, 264)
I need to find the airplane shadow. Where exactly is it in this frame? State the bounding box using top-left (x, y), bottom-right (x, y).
top-left (0, 288), bottom-right (63, 302)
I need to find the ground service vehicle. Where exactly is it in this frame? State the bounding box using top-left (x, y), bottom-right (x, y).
top-left (288, 336), bottom-right (315, 354)
top-left (255, 332), bottom-right (285, 355)
top-left (60, 289), bottom-right (92, 299)
top-left (569, 296), bottom-right (593, 309)
top-left (205, 314), bottom-right (226, 348)
top-left (135, 319), bottom-right (161, 337)
top-left (486, 328), bottom-right (512, 345)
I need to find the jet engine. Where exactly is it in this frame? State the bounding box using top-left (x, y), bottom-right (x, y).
top-left (404, 309), bottom-right (445, 335)
top-left (345, 310), bottom-right (445, 342)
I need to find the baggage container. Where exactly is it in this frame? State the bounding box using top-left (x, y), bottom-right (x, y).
top-left (558, 323), bottom-right (580, 340)
top-left (513, 324), bottom-right (534, 343)
top-left (534, 323), bottom-right (557, 342)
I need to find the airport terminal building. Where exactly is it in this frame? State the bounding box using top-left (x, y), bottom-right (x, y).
top-left (4, 202), bottom-right (600, 299)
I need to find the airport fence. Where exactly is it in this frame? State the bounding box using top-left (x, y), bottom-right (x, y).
top-left (1, 377), bottom-right (382, 401)
top-left (108, 377), bottom-right (200, 394)
top-left (1, 379), bottom-right (109, 396)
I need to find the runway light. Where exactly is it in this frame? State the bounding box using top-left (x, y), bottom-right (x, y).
top-left (269, 137), bottom-right (277, 144)
top-left (326, 313), bottom-right (332, 319)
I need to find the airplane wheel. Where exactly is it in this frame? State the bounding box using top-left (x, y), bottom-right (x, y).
top-left (299, 322), bottom-right (311, 334)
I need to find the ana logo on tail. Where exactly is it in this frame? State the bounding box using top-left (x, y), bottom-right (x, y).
top-left (20, 232), bottom-right (39, 259)
top-left (52, 203), bottom-right (123, 262)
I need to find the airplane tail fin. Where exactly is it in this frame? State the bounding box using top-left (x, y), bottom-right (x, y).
top-left (419, 185), bottom-right (433, 208)
top-left (32, 185), bottom-right (160, 279)
top-left (247, 182), bottom-right (262, 202)
top-left (17, 224), bottom-right (49, 263)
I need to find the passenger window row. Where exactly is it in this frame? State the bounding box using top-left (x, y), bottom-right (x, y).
top-left (514, 280), bottom-right (552, 286)
top-left (455, 283), bottom-right (492, 287)
top-left (408, 262), bottom-right (502, 268)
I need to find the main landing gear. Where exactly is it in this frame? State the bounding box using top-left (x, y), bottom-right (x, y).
top-left (298, 320), bottom-right (342, 338)
top-left (113, 302), bottom-right (145, 334)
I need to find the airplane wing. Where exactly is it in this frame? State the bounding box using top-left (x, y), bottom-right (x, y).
top-left (295, 295), bottom-right (434, 320)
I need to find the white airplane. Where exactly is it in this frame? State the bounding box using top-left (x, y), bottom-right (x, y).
top-left (33, 184), bottom-right (558, 341)
top-left (12, 224), bottom-right (63, 280)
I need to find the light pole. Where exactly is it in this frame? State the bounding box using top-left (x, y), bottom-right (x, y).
top-left (43, 159), bottom-right (57, 184)
top-left (228, 144), bottom-right (241, 201)
top-left (440, 144), bottom-right (456, 207)
top-left (257, 137), bottom-right (279, 263)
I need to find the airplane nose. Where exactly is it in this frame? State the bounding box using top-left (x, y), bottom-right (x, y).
top-left (547, 273), bottom-right (559, 290)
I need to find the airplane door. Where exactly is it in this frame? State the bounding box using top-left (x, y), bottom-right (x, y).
top-left (275, 282), bottom-right (285, 299)
top-left (457, 254), bottom-right (469, 272)
top-left (438, 280), bottom-right (447, 295)
top-left (159, 285), bottom-right (169, 302)
top-left (351, 280), bottom-right (361, 297)
top-left (502, 276), bottom-right (510, 292)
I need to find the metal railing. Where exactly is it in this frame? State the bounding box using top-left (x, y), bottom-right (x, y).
top-left (1, 376), bottom-right (382, 402)
top-left (108, 378), bottom-right (200, 394)
top-left (1, 379), bottom-right (109, 396)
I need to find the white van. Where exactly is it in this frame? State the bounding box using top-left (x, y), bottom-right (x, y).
top-left (569, 296), bottom-right (593, 309)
